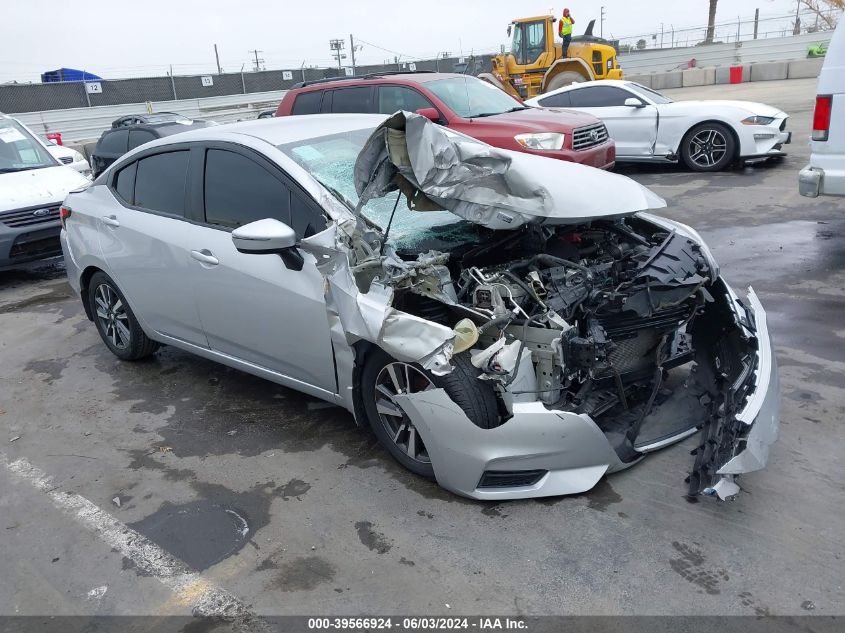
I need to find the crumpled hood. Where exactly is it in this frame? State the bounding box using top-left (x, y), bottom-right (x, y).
top-left (0, 166), bottom-right (90, 213)
top-left (354, 111), bottom-right (666, 230)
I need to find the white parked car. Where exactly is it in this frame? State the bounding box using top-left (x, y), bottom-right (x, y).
top-left (1, 114), bottom-right (91, 270)
top-left (525, 80), bottom-right (791, 172)
top-left (46, 141), bottom-right (93, 179)
top-left (800, 21), bottom-right (844, 197)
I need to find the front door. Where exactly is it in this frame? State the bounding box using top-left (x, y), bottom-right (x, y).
top-left (185, 145), bottom-right (337, 392)
top-left (567, 85), bottom-right (658, 157)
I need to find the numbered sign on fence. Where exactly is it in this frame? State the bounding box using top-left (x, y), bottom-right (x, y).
top-left (85, 82), bottom-right (102, 94)
top-left (201, 76), bottom-right (214, 87)
top-left (282, 71), bottom-right (293, 80)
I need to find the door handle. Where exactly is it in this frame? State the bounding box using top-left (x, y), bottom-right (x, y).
top-left (190, 249), bottom-right (219, 266)
top-left (101, 215), bottom-right (120, 227)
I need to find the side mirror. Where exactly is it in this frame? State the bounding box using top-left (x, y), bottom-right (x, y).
top-left (232, 218), bottom-right (303, 270)
top-left (416, 107), bottom-right (441, 123)
top-left (624, 97), bottom-right (646, 108)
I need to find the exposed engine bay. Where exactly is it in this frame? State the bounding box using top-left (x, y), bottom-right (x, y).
top-left (349, 214), bottom-right (760, 497)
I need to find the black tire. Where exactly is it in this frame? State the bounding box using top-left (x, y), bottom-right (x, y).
top-left (361, 348), bottom-right (500, 478)
top-left (680, 122), bottom-right (736, 172)
top-left (88, 271), bottom-right (159, 361)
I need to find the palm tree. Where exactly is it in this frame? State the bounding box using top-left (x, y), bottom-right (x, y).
top-left (705, 0), bottom-right (718, 43)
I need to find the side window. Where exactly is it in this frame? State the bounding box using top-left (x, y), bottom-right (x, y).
top-left (568, 86), bottom-right (631, 107)
top-left (331, 87), bottom-right (375, 113)
top-left (538, 92), bottom-right (572, 107)
top-left (98, 130), bottom-right (129, 155)
top-left (377, 86), bottom-right (435, 114)
top-left (204, 149), bottom-right (291, 230)
top-left (290, 189), bottom-right (327, 240)
top-left (128, 129), bottom-right (157, 150)
top-left (134, 151), bottom-right (190, 215)
top-left (114, 161), bottom-right (137, 205)
top-left (292, 91), bottom-right (322, 115)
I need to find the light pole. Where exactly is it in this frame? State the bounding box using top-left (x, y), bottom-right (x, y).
top-left (600, 6), bottom-right (606, 39)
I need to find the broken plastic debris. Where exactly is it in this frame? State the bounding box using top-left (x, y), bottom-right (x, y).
top-left (9, 436), bottom-right (20, 443)
top-left (112, 496), bottom-right (121, 507)
top-left (452, 319), bottom-right (479, 354)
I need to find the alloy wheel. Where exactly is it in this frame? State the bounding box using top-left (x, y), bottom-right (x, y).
top-left (94, 283), bottom-right (131, 350)
top-left (688, 128), bottom-right (727, 168)
top-left (373, 362), bottom-right (435, 464)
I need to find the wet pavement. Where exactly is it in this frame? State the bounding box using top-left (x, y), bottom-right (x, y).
top-left (1, 79), bottom-right (843, 619)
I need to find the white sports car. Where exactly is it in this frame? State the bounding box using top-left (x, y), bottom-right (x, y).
top-left (525, 80), bottom-right (791, 172)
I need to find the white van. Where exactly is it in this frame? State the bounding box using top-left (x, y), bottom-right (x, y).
top-left (800, 20), bottom-right (845, 197)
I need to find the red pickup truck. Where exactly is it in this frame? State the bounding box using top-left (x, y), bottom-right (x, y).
top-left (275, 72), bottom-right (615, 170)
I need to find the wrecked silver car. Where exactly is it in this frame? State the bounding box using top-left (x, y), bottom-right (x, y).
top-left (62, 112), bottom-right (779, 501)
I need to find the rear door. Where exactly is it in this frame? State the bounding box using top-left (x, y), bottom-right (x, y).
top-left (98, 148), bottom-right (207, 346)
top-left (567, 85), bottom-right (657, 157)
top-left (185, 143), bottom-right (337, 391)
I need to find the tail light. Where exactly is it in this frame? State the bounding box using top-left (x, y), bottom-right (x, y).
top-left (59, 206), bottom-right (72, 229)
top-left (812, 95), bottom-right (832, 141)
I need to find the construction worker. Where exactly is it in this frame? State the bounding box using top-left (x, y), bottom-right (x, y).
top-left (559, 8), bottom-right (575, 58)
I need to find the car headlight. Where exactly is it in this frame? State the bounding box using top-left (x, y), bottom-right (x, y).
top-left (741, 115), bottom-right (776, 126)
top-left (514, 132), bottom-right (565, 150)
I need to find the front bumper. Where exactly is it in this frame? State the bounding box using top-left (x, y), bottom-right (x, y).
top-left (395, 284), bottom-right (779, 501)
top-left (526, 141), bottom-right (616, 170)
top-left (0, 218), bottom-right (63, 271)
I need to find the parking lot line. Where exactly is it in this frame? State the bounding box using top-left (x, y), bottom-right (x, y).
top-left (2, 453), bottom-right (270, 630)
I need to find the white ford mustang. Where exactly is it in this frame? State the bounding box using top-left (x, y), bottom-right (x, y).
top-left (525, 80), bottom-right (791, 171)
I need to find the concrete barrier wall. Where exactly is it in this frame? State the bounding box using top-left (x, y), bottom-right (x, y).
top-left (619, 31), bottom-right (833, 75)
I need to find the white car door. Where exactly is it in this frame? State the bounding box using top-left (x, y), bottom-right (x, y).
top-left (185, 144), bottom-right (337, 393)
top-left (566, 85), bottom-right (658, 158)
top-left (98, 149), bottom-right (208, 347)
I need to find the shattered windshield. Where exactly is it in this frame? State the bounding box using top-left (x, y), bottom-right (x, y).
top-left (278, 127), bottom-right (483, 251)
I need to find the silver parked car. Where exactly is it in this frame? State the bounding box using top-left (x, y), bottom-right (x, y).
top-left (61, 112), bottom-right (779, 501)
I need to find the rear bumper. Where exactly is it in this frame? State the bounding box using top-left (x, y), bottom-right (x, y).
top-left (525, 141), bottom-right (616, 170)
top-left (800, 161), bottom-right (845, 197)
top-left (799, 166), bottom-right (823, 197)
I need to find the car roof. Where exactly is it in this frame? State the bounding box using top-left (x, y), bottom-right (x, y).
top-left (292, 72), bottom-right (478, 91)
top-left (555, 80), bottom-right (634, 92)
top-left (134, 113), bottom-right (390, 148)
top-left (104, 121), bottom-right (209, 136)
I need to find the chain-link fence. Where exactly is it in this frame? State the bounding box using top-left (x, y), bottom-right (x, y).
top-left (0, 54), bottom-right (496, 114)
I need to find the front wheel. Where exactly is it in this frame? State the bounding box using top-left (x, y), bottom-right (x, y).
top-left (680, 122), bottom-right (736, 172)
top-left (544, 71), bottom-right (586, 93)
top-left (361, 349), bottom-right (500, 478)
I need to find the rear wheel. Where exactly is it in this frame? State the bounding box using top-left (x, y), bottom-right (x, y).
top-left (361, 349), bottom-right (499, 478)
top-left (680, 122), bottom-right (736, 172)
top-left (89, 271), bottom-right (159, 361)
top-left (545, 71), bottom-right (586, 92)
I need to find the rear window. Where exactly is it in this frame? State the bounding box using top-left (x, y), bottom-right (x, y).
top-left (134, 151), bottom-right (189, 215)
top-left (128, 129), bottom-right (157, 150)
top-left (114, 162), bottom-right (137, 204)
top-left (98, 130), bottom-right (129, 155)
top-left (292, 91), bottom-right (322, 115)
top-left (330, 87), bottom-right (375, 114)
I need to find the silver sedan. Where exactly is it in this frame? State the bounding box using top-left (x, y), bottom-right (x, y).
top-left (60, 112), bottom-right (779, 501)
